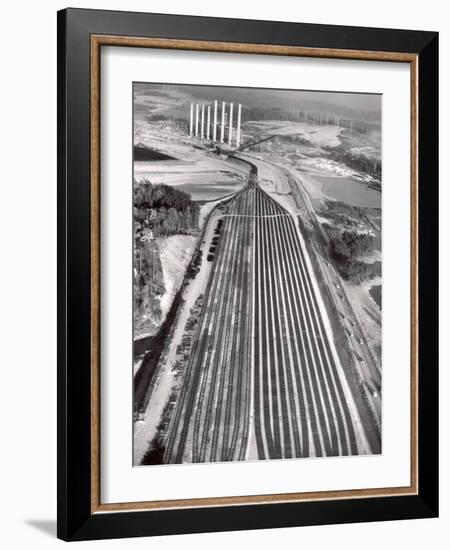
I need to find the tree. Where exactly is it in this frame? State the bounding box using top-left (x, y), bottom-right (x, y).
top-left (161, 219), bottom-right (169, 236)
top-left (134, 180), bottom-right (200, 236)
top-left (167, 207), bottom-right (179, 234)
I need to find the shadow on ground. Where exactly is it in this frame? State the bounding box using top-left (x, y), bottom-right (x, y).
top-left (25, 519), bottom-right (56, 537)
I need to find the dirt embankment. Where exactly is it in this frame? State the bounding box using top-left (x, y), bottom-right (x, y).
top-left (134, 237), bottom-right (165, 340)
top-left (134, 235), bottom-right (196, 353)
top-left (134, 284), bottom-right (185, 417)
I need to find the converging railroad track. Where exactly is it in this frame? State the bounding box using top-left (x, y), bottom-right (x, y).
top-left (163, 160), bottom-right (371, 464)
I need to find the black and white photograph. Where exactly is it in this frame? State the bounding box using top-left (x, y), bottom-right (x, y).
top-left (132, 83), bottom-right (382, 466)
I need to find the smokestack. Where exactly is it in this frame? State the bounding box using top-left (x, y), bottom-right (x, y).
top-left (228, 102), bottom-right (234, 146)
top-left (201, 104), bottom-right (205, 139)
top-left (220, 101), bottom-right (225, 143)
top-left (206, 105), bottom-right (211, 140)
top-left (213, 100), bottom-right (218, 142)
top-left (236, 103), bottom-right (242, 147)
top-left (195, 104), bottom-right (199, 137)
top-left (189, 103), bottom-right (194, 137)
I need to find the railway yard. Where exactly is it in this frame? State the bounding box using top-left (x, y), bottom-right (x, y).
top-left (133, 89), bottom-right (382, 465)
top-left (159, 155), bottom-right (378, 464)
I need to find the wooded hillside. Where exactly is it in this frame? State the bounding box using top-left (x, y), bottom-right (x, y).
top-left (134, 179), bottom-right (200, 237)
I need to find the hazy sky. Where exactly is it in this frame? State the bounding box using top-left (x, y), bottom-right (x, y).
top-left (135, 82), bottom-right (381, 123)
top-left (202, 86), bottom-right (381, 113)
top-left (298, 90), bottom-right (380, 112)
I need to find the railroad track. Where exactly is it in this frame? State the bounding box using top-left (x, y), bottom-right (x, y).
top-left (164, 187), bottom-right (253, 463)
top-left (254, 186), bottom-right (361, 458)
top-left (163, 158), bottom-right (372, 464)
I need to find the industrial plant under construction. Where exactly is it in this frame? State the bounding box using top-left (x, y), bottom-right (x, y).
top-left (133, 82), bottom-right (382, 466)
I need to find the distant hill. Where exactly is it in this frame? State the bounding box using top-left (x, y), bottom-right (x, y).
top-left (134, 83), bottom-right (381, 127)
top-left (174, 85), bottom-right (381, 125)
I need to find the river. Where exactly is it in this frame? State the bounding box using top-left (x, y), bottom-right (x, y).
top-left (316, 175), bottom-right (381, 208)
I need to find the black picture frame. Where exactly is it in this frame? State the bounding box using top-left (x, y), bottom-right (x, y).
top-left (57, 7), bottom-right (438, 541)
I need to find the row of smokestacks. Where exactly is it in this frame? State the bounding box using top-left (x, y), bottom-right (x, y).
top-left (189, 101), bottom-right (242, 147)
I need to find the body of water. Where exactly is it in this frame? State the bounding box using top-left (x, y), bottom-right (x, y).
top-left (173, 183), bottom-right (242, 201)
top-left (371, 260), bottom-right (382, 277)
top-left (317, 175), bottom-right (381, 208)
top-left (369, 284), bottom-right (382, 309)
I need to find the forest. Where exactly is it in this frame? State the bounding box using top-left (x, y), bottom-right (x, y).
top-left (134, 179), bottom-right (200, 237)
top-left (326, 226), bottom-right (378, 283)
top-left (329, 229), bottom-right (375, 259)
top-left (134, 180), bottom-right (200, 339)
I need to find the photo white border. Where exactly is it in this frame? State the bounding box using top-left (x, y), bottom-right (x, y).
top-left (100, 46), bottom-right (411, 504)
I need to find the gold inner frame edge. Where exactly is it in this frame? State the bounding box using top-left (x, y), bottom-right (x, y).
top-left (90, 34), bottom-right (419, 514)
